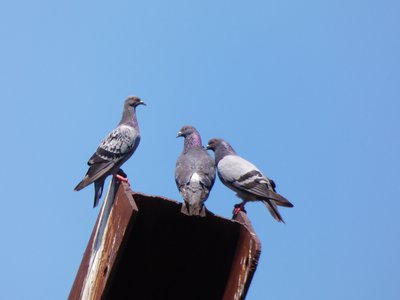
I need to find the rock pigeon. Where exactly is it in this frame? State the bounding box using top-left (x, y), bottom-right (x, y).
top-left (74, 96), bottom-right (145, 207)
top-left (206, 138), bottom-right (293, 223)
top-left (175, 126), bottom-right (216, 217)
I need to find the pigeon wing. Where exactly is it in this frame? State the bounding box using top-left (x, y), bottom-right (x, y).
top-left (175, 153), bottom-right (193, 189)
top-left (218, 155), bottom-right (292, 207)
top-left (75, 125), bottom-right (138, 190)
top-left (175, 148), bottom-right (215, 216)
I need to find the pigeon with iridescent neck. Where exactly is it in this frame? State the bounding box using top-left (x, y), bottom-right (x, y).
top-left (74, 96), bottom-right (145, 207)
top-left (175, 126), bottom-right (215, 217)
top-left (207, 138), bottom-right (293, 223)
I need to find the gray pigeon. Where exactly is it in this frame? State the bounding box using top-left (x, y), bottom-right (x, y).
top-left (206, 138), bottom-right (293, 223)
top-left (74, 96), bottom-right (145, 207)
top-left (175, 126), bottom-right (216, 217)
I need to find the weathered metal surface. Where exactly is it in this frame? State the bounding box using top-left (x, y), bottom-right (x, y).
top-left (69, 184), bottom-right (261, 300)
top-left (68, 180), bottom-right (137, 300)
top-left (223, 212), bottom-right (262, 300)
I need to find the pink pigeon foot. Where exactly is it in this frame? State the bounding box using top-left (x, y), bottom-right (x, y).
top-left (115, 174), bottom-right (130, 186)
top-left (233, 203), bottom-right (247, 216)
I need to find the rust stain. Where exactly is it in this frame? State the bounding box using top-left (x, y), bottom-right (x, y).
top-left (69, 186), bottom-right (261, 300)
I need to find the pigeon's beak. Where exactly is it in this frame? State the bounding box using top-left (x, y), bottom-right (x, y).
top-left (176, 131), bottom-right (183, 138)
top-left (139, 100), bottom-right (146, 106)
top-left (206, 144), bottom-right (211, 150)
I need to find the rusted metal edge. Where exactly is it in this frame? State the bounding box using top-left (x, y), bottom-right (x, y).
top-left (129, 192), bottom-right (262, 300)
top-left (68, 181), bottom-right (137, 300)
top-left (223, 212), bottom-right (262, 300)
top-left (69, 188), bottom-right (261, 300)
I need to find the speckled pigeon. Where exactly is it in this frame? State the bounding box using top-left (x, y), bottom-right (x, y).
top-left (175, 126), bottom-right (216, 217)
top-left (74, 96), bottom-right (145, 207)
top-left (206, 138), bottom-right (293, 223)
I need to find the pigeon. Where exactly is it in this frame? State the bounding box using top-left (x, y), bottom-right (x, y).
top-left (175, 126), bottom-right (216, 217)
top-left (74, 96), bottom-right (145, 207)
top-left (206, 138), bottom-right (293, 223)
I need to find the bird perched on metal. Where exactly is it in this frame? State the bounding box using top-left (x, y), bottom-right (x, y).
top-left (175, 126), bottom-right (216, 217)
top-left (74, 96), bottom-right (146, 207)
top-left (206, 138), bottom-right (293, 223)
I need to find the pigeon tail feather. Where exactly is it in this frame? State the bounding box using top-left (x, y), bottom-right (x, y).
top-left (181, 201), bottom-right (206, 217)
top-left (265, 190), bottom-right (293, 208)
top-left (74, 176), bottom-right (92, 191)
top-left (263, 199), bottom-right (285, 223)
top-left (93, 180), bottom-right (105, 208)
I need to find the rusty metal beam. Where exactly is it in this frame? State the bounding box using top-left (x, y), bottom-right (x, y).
top-left (223, 211), bottom-right (261, 300)
top-left (69, 182), bottom-right (261, 300)
top-left (69, 180), bottom-right (138, 300)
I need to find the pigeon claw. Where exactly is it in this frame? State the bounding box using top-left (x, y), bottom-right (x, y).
top-left (233, 203), bottom-right (247, 216)
top-left (115, 174), bottom-right (130, 186)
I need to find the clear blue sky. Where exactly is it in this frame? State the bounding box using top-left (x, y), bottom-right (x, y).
top-left (1, 0), bottom-right (399, 299)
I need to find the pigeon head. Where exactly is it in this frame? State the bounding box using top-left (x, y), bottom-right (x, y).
top-left (125, 96), bottom-right (146, 108)
top-left (177, 125), bottom-right (203, 150)
top-left (176, 125), bottom-right (198, 138)
top-left (206, 138), bottom-right (224, 151)
top-left (206, 138), bottom-right (236, 162)
top-left (120, 96), bottom-right (145, 126)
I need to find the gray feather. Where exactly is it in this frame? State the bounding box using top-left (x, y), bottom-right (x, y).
top-left (175, 126), bottom-right (215, 217)
top-left (74, 96), bottom-right (144, 207)
top-left (207, 138), bottom-right (293, 222)
top-left (263, 199), bottom-right (285, 223)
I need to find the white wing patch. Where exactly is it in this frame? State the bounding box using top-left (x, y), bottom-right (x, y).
top-left (190, 172), bottom-right (201, 183)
